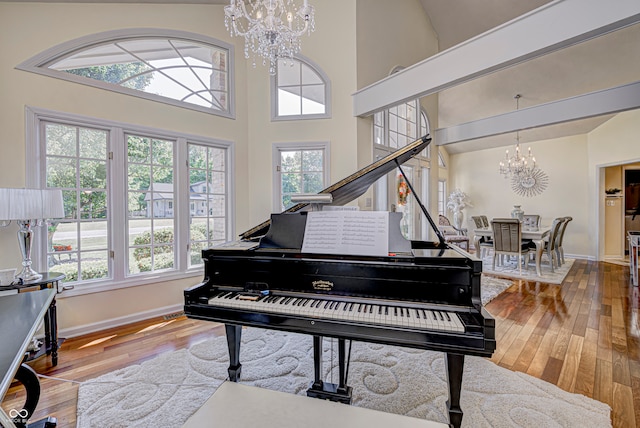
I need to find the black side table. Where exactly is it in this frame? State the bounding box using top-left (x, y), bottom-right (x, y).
top-left (0, 273), bottom-right (65, 366)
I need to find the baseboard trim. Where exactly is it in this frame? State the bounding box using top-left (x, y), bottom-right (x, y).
top-left (59, 303), bottom-right (184, 339)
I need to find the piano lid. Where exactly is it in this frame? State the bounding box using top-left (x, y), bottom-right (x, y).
top-left (240, 135), bottom-right (431, 240)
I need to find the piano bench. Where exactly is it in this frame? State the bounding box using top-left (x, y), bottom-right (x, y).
top-left (183, 381), bottom-right (448, 428)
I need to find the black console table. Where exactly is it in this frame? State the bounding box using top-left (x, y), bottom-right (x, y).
top-left (0, 273), bottom-right (65, 367)
top-left (0, 289), bottom-right (57, 428)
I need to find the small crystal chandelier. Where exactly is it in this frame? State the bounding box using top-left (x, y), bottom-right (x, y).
top-left (499, 94), bottom-right (537, 178)
top-left (224, 0), bottom-right (316, 75)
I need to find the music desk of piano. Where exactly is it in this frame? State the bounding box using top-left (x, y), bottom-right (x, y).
top-left (184, 136), bottom-right (496, 428)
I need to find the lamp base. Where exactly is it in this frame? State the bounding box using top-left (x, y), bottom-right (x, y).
top-left (16, 266), bottom-right (43, 282)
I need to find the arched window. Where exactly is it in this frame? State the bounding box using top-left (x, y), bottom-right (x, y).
top-left (271, 56), bottom-right (331, 120)
top-left (17, 29), bottom-right (234, 117)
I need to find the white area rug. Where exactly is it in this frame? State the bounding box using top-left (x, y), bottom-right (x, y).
top-left (76, 327), bottom-right (611, 428)
top-left (76, 277), bottom-right (610, 428)
top-left (481, 250), bottom-right (574, 285)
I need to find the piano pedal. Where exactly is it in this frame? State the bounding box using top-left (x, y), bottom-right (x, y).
top-left (306, 381), bottom-right (352, 404)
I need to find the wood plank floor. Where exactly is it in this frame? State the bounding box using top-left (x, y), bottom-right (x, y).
top-left (2, 259), bottom-right (639, 427)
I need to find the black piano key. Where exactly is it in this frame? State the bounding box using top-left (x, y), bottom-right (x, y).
top-left (415, 309), bottom-right (420, 319)
top-left (357, 304), bottom-right (362, 313)
top-left (324, 301), bottom-right (330, 309)
top-left (444, 312), bottom-right (451, 321)
top-left (437, 311), bottom-right (444, 321)
top-left (302, 299), bottom-right (310, 306)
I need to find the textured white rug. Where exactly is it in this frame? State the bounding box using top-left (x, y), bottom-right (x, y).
top-left (76, 327), bottom-right (611, 428)
top-left (481, 250), bottom-right (574, 285)
top-left (76, 276), bottom-right (611, 428)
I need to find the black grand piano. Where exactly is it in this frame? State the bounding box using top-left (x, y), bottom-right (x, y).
top-left (184, 136), bottom-right (495, 428)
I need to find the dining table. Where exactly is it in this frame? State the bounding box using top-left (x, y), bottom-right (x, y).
top-left (473, 225), bottom-right (551, 276)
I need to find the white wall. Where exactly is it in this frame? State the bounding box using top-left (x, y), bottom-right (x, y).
top-left (449, 134), bottom-right (589, 257)
top-left (588, 109), bottom-right (640, 259)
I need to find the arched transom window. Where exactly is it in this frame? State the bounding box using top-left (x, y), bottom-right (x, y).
top-left (17, 29), bottom-right (234, 117)
top-left (271, 56), bottom-right (331, 120)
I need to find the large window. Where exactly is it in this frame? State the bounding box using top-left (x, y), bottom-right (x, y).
top-left (271, 56), bottom-right (331, 120)
top-left (273, 142), bottom-right (329, 211)
top-left (373, 99), bottom-right (432, 240)
top-left (17, 29), bottom-right (234, 117)
top-left (28, 108), bottom-right (232, 292)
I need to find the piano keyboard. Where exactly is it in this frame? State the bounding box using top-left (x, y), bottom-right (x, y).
top-left (207, 291), bottom-right (465, 333)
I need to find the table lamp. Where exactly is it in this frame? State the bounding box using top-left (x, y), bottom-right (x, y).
top-left (0, 188), bottom-right (65, 282)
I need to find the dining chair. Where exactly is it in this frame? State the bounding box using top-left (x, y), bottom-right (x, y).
top-left (555, 216), bottom-right (572, 266)
top-left (438, 214), bottom-right (469, 251)
top-left (491, 218), bottom-right (531, 276)
top-left (523, 214), bottom-right (541, 229)
top-left (535, 217), bottom-right (565, 272)
top-left (480, 215), bottom-right (489, 228)
top-left (471, 216), bottom-right (493, 257)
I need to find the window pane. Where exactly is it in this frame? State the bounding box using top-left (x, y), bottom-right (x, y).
top-left (79, 128), bottom-right (107, 159)
top-left (275, 58), bottom-right (328, 119)
top-left (46, 123), bottom-right (77, 157)
top-left (303, 173), bottom-right (323, 193)
top-left (47, 158), bottom-right (77, 188)
top-left (278, 88), bottom-right (302, 116)
top-left (281, 151), bottom-right (301, 172)
top-left (79, 160), bottom-right (107, 189)
top-left (301, 85), bottom-right (325, 114)
top-left (48, 37), bottom-right (230, 113)
top-left (80, 190), bottom-right (107, 219)
top-left (302, 150), bottom-right (323, 172)
top-left (301, 63), bottom-right (322, 85)
top-left (278, 60), bottom-right (301, 86)
top-left (188, 142), bottom-right (228, 267)
top-left (277, 147), bottom-right (325, 212)
top-left (45, 123), bottom-right (111, 284)
top-left (79, 222), bottom-right (108, 250)
top-left (80, 251), bottom-right (109, 281)
top-left (127, 135), bottom-right (175, 275)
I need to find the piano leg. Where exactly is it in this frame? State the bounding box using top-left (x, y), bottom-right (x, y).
top-left (311, 335), bottom-right (324, 391)
top-left (225, 324), bottom-right (242, 382)
top-left (306, 335), bottom-right (352, 404)
top-left (445, 352), bottom-right (464, 428)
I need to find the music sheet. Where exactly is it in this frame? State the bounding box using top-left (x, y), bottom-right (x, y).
top-left (301, 211), bottom-right (389, 257)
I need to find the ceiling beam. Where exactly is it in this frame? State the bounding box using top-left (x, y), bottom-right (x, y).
top-left (352, 0), bottom-right (640, 117)
top-left (434, 81), bottom-right (640, 145)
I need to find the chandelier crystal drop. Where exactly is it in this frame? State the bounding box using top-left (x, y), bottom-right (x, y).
top-left (498, 94), bottom-right (538, 179)
top-left (224, 0), bottom-right (316, 74)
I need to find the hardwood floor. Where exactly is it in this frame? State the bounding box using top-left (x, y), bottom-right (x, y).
top-left (2, 259), bottom-right (638, 427)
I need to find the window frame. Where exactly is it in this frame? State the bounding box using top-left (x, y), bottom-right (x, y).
top-left (272, 141), bottom-right (331, 212)
top-left (16, 28), bottom-right (236, 118)
top-left (270, 55), bottom-right (331, 121)
top-left (25, 106), bottom-right (235, 297)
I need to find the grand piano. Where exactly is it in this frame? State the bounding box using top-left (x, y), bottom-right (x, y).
top-left (184, 135), bottom-right (495, 428)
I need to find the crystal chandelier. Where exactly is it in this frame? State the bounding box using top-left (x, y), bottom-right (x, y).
top-left (224, 0), bottom-right (316, 74)
top-left (499, 94), bottom-right (537, 178)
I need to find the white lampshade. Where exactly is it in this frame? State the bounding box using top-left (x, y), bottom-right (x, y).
top-left (0, 188), bottom-right (65, 220)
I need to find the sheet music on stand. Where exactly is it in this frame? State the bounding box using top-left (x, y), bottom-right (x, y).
top-left (301, 211), bottom-right (389, 257)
